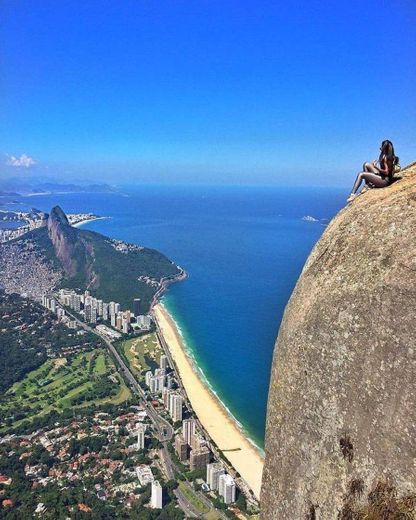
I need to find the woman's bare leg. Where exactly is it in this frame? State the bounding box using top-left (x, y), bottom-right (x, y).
top-left (363, 162), bottom-right (379, 173)
top-left (351, 172), bottom-right (388, 194)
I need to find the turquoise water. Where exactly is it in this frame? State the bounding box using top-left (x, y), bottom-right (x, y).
top-left (21, 185), bottom-right (345, 448)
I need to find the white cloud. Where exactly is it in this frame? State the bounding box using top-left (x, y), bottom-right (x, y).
top-left (6, 153), bottom-right (36, 168)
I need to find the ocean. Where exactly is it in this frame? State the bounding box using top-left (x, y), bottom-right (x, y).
top-left (16, 185), bottom-right (345, 449)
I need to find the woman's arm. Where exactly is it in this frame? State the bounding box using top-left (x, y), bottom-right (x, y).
top-left (373, 157), bottom-right (388, 175)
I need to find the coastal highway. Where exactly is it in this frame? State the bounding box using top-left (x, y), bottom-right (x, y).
top-left (59, 302), bottom-right (229, 519)
top-left (57, 303), bottom-right (173, 442)
top-left (153, 308), bottom-right (260, 505)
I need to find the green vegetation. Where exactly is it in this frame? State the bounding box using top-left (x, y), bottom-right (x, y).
top-left (339, 479), bottom-right (416, 520)
top-left (21, 207), bottom-right (181, 311)
top-left (204, 511), bottom-right (225, 520)
top-left (178, 481), bottom-right (210, 515)
top-left (117, 333), bottom-right (163, 380)
top-left (80, 228), bottom-right (180, 311)
top-left (0, 290), bottom-right (102, 392)
top-left (0, 350), bottom-right (131, 432)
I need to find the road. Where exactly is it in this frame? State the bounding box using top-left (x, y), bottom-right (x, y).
top-left (59, 304), bottom-right (173, 442)
top-left (59, 302), bottom-right (226, 519)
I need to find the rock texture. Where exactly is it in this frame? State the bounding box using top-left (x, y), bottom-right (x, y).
top-left (261, 164), bottom-right (416, 519)
top-left (47, 205), bottom-right (96, 283)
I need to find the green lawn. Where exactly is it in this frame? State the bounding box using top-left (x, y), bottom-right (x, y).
top-left (178, 482), bottom-right (210, 515)
top-left (204, 511), bottom-right (224, 520)
top-left (118, 332), bottom-right (163, 380)
top-left (0, 349), bottom-right (131, 431)
top-left (94, 352), bottom-right (107, 375)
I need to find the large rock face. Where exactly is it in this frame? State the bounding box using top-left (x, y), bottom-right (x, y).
top-left (47, 205), bottom-right (79, 277)
top-left (47, 205), bottom-right (97, 286)
top-left (261, 164), bottom-right (416, 519)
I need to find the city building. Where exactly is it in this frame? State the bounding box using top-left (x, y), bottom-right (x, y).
top-left (116, 313), bottom-right (123, 330)
top-left (219, 474), bottom-right (236, 504)
top-left (182, 418), bottom-right (196, 446)
top-left (136, 424), bottom-right (146, 450)
top-left (169, 393), bottom-right (183, 422)
top-left (133, 298), bottom-right (141, 317)
top-left (207, 462), bottom-right (225, 491)
top-left (85, 305), bottom-right (97, 324)
top-left (102, 303), bottom-right (109, 321)
top-left (174, 434), bottom-right (188, 462)
top-left (163, 388), bottom-right (173, 409)
top-left (150, 480), bottom-right (163, 509)
top-left (145, 371), bottom-right (153, 388)
top-left (95, 324), bottom-right (121, 340)
top-left (122, 317), bottom-right (129, 334)
top-left (191, 433), bottom-right (207, 452)
top-left (137, 314), bottom-right (152, 329)
top-left (114, 303), bottom-right (121, 314)
top-left (135, 465), bottom-right (154, 487)
top-left (190, 445), bottom-right (211, 471)
top-left (160, 354), bottom-right (168, 370)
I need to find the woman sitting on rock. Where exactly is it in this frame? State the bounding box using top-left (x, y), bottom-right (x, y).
top-left (347, 140), bottom-right (399, 202)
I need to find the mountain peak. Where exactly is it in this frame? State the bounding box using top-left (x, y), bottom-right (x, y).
top-left (261, 163), bottom-right (416, 518)
top-left (49, 205), bottom-right (70, 226)
top-left (47, 206), bottom-right (80, 277)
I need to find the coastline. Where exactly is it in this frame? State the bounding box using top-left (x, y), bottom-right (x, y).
top-left (72, 216), bottom-right (110, 228)
top-left (153, 302), bottom-right (264, 499)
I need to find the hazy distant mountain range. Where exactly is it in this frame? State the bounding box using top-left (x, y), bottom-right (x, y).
top-left (0, 177), bottom-right (118, 197)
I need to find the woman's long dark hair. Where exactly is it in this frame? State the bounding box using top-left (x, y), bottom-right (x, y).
top-left (379, 140), bottom-right (399, 175)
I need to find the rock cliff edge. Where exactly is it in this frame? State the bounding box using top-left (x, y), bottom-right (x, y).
top-left (261, 163), bottom-right (416, 519)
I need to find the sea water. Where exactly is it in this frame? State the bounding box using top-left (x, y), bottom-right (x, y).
top-left (19, 185), bottom-right (345, 449)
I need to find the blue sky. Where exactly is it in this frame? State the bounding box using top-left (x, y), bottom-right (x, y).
top-left (1, 0), bottom-right (415, 186)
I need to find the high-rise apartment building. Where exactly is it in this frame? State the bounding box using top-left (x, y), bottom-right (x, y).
top-left (174, 434), bottom-right (188, 462)
top-left (85, 305), bottom-right (97, 324)
top-left (145, 371), bottom-right (153, 388)
top-left (133, 298), bottom-right (141, 317)
top-left (150, 480), bottom-right (163, 509)
top-left (207, 462), bottom-right (225, 491)
top-left (169, 394), bottom-right (183, 422)
top-left (182, 419), bottom-right (196, 446)
top-left (190, 446), bottom-right (210, 471)
top-left (160, 354), bottom-right (168, 370)
top-left (219, 474), bottom-right (236, 504)
top-left (110, 313), bottom-right (116, 327)
top-left (136, 424), bottom-right (146, 450)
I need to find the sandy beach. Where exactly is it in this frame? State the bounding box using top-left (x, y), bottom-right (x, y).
top-left (72, 216), bottom-right (109, 228)
top-left (153, 303), bottom-right (264, 499)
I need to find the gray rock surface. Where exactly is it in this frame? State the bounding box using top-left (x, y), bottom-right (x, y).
top-left (261, 163), bottom-right (416, 519)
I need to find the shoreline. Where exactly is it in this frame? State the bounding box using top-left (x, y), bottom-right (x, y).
top-left (153, 302), bottom-right (264, 499)
top-left (72, 216), bottom-right (110, 228)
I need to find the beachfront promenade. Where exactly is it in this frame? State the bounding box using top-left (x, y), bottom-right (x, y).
top-left (152, 304), bottom-right (264, 500)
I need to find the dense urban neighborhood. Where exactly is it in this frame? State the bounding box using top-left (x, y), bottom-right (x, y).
top-left (0, 207), bottom-right (259, 518)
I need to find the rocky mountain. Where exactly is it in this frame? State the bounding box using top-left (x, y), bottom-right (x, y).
top-left (0, 206), bottom-right (181, 312)
top-left (261, 164), bottom-right (416, 519)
